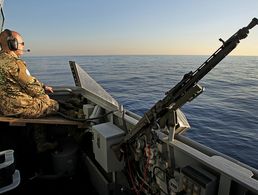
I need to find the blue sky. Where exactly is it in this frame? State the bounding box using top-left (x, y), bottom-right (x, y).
top-left (3, 0), bottom-right (258, 56)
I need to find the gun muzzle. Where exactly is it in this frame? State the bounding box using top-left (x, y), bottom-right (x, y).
top-left (247, 17), bottom-right (258, 29)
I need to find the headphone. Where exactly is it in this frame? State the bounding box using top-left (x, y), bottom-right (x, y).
top-left (4, 29), bottom-right (19, 51)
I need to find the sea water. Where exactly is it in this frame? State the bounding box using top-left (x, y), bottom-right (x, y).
top-left (24, 55), bottom-right (258, 169)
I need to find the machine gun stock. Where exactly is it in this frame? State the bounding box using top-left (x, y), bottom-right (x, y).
top-left (113, 18), bottom-right (258, 160)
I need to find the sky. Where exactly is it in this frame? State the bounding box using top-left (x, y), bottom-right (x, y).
top-left (3, 0), bottom-right (258, 56)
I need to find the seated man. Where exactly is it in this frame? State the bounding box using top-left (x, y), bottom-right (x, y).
top-left (0, 29), bottom-right (58, 118)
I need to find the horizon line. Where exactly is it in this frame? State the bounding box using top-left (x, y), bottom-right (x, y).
top-left (24, 53), bottom-right (258, 58)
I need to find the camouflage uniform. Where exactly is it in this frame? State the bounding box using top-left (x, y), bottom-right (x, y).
top-left (0, 51), bottom-right (59, 118)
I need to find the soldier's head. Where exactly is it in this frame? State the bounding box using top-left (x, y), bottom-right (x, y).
top-left (0, 29), bottom-right (25, 57)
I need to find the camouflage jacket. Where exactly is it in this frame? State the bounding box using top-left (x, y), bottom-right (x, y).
top-left (0, 51), bottom-right (58, 118)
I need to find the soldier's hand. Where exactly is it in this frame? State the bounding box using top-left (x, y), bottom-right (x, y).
top-left (44, 85), bottom-right (54, 93)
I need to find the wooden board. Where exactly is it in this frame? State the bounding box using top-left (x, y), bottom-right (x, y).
top-left (0, 116), bottom-right (86, 128)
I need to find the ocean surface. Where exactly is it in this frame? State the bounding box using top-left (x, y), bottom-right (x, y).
top-left (24, 55), bottom-right (258, 169)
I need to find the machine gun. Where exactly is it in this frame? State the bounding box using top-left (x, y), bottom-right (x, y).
top-left (113, 18), bottom-right (258, 160)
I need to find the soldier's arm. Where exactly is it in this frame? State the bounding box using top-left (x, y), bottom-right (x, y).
top-left (15, 60), bottom-right (46, 97)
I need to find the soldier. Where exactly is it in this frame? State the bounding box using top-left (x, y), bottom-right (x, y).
top-left (0, 29), bottom-right (59, 153)
top-left (0, 29), bottom-right (59, 118)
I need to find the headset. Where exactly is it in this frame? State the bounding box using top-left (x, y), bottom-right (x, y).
top-left (4, 29), bottom-right (19, 51)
